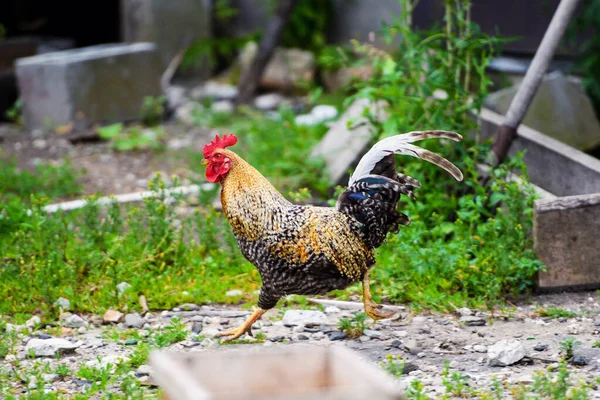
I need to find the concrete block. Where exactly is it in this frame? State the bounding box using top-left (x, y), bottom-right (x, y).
top-left (121, 0), bottom-right (212, 79)
top-left (534, 193), bottom-right (600, 290)
top-left (15, 43), bottom-right (162, 131)
top-left (311, 98), bottom-right (387, 186)
top-left (484, 71), bottom-right (600, 151)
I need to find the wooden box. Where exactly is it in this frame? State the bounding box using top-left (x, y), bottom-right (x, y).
top-left (149, 344), bottom-right (406, 400)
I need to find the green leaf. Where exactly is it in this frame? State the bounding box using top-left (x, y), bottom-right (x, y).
top-left (98, 123), bottom-right (123, 139)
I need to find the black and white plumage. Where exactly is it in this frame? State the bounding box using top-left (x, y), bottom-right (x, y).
top-left (336, 130), bottom-right (463, 248)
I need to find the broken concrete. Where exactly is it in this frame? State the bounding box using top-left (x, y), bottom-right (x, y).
top-left (534, 193), bottom-right (600, 290)
top-left (311, 98), bottom-right (387, 186)
top-left (484, 72), bottom-right (600, 151)
top-left (15, 43), bottom-right (162, 131)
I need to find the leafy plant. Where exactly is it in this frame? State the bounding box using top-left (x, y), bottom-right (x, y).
top-left (337, 312), bottom-right (368, 338)
top-left (97, 123), bottom-right (166, 151)
top-left (140, 95), bottom-right (166, 127)
top-left (4, 98), bottom-right (22, 125)
top-left (154, 316), bottom-right (188, 347)
top-left (559, 337), bottom-right (581, 361)
top-left (379, 354), bottom-right (407, 378)
top-left (537, 307), bottom-right (579, 319)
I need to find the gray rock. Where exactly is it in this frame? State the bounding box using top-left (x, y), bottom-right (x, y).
top-left (225, 289), bottom-right (243, 297)
top-left (239, 42), bottom-right (315, 90)
top-left (16, 43), bottom-right (162, 131)
top-left (25, 338), bottom-right (80, 357)
top-left (460, 316), bottom-right (486, 326)
top-left (191, 322), bottom-right (203, 334)
top-left (534, 344), bottom-right (549, 351)
top-left (54, 297), bottom-right (70, 310)
top-left (329, 331), bottom-right (346, 341)
top-left (594, 319), bottom-right (600, 327)
top-left (488, 339), bottom-right (526, 367)
top-left (311, 98), bottom-right (387, 186)
top-left (124, 313), bottom-right (145, 329)
top-left (282, 310), bottom-right (328, 327)
top-left (571, 355), bottom-right (587, 366)
top-left (63, 314), bottom-right (86, 328)
top-left (297, 334), bottom-right (309, 341)
top-left (363, 329), bottom-right (382, 338)
top-left (484, 71), bottom-right (600, 151)
top-left (403, 339), bottom-right (422, 355)
top-left (324, 306), bottom-right (341, 314)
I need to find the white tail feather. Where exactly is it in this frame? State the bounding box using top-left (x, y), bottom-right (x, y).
top-left (348, 130), bottom-right (463, 186)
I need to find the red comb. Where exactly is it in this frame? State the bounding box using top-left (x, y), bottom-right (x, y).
top-left (203, 133), bottom-right (238, 158)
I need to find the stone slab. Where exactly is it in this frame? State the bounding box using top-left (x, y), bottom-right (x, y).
top-left (484, 71), bottom-right (600, 151)
top-left (15, 43), bottom-right (162, 131)
top-left (311, 98), bottom-right (387, 187)
top-left (534, 193), bottom-right (600, 290)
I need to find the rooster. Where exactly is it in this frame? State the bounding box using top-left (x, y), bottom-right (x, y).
top-left (202, 131), bottom-right (463, 342)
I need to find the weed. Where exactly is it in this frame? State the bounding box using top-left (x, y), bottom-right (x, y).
top-left (97, 122), bottom-right (166, 151)
top-left (379, 354), bottom-right (407, 378)
top-left (406, 379), bottom-right (429, 400)
top-left (537, 307), bottom-right (579, 319)
top-left (4, 98), bottom-right (22, 125)
top-left (337, 312), bottom-right (368, 339)
top-left (129, 342), bottom-right (151, 368)
top-left (441, 361), bottom-right (473, 397)
top-left (55, 363), bottom-right (70, 378)
top-left (154, 317), bottom-right (188, 347)
top-left (140, 95), bottom-right (167, 127)
top-left (559, 337), bottom-right (581, 361)
top-left (592, 341), bottom-right (600, 348)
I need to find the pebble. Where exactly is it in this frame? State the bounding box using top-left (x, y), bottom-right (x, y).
top-left (179, 303), bottom-right (200, 311)
top-left (324, 306), bottom-right (341, 314)
top-left (329, 331), bottom-right (346, 341)
top-left (26, 316), bottom-right (41, 329)
top-left (460, 316), bottom-right (486, 326)
top-left (282, 310), bottom-right (328, 327)
top-left (191, 322), bottom-right (203, 334)
top-left (225, 289), bottom-right (243, 297)
top-left (488, 339), bottom-right (526, 367)
top-left (363, 329), bottom-right (382, 339)
top-left (572, 355), bottom-right (587, 366)
top-left (103, 310), bottom-right (124, 323)
top-left (116, 282), bottom-right (131, 294)
top-left (534, 344), bottom-right (549, 351)
top-left (297, 334), bottom-right (309, 341)
top-left (136, 365), bottom-right (153, 376)
top-left (124, 313), bottom-right (145, 329)
top-left (457, 307), bottom-right (473, 316)
top-left (269, 336), bottom-right (285, 342)
top-left (473, 344), bottom-right (487, 353)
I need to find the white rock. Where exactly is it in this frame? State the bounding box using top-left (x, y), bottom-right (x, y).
top-left (211, 100), bottom-right (234, 113)
top-left (473, 344), bottom-right (487, 353)
top-left (26, 338), bottom-right (80, 357)
top-left (86, 354), bottom-right (130, 369)
top-left (202, 328), bottom-right (221, 338)
top-left (136, 365), bottom-right (153, 375)
top-left (42, 373), bottom-right (59, 383)
top-left (54, 297), bottom-right (70, 310)
top-left (282, 310), bottom-right (328, 327)
top-left (324, 306), bottom-right (341, 314)
top-left (77, 326), bottom-right (87, 334)
top-left (488, 339), bottom-right (526, 366)
top-left (254, 93), bottom-right (284, 111)
top-left (311, 105), bottom-right (338, 121)
top-left (567, 324), bottom-right (583, 335)
top-left (225, 289), bottom-right (243, 297)
top-left (295, 114), bottom-right (319, 126)
top-left (26, 316), bottom-right (41, 329)
top-left (5, 323), bottom-right (25, 333)
top-left (457, 307), bottom-right (473, 316)
top-left (63, 314), bottom-right (86, 328)
top-left (192, 82), bottom-right (238, 101)
top-left (116, 282), bottom-right (131, 295)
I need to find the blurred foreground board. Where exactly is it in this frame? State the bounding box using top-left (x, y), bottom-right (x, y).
top-left (149, 344), bottom-right (406, 400)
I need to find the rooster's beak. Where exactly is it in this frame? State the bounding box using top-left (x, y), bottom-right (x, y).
top-left (201, 158), bottom-right (209, 166)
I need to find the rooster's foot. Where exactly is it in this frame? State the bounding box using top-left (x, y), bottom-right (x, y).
top-left (215, 308), bottom-right (266, 343)
top-left (362, 271), bottom-right (394, 320)
top-left (364, 300), bottom-right (395, 320)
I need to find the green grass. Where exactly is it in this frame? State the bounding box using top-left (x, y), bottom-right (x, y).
top-left (537, 307), bottom-right (580, 319)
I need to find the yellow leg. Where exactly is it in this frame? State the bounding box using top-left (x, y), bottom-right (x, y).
top-left (215, 308), bottom-right (266, 343)
top-left (362, 271), bottom-right (394, 320)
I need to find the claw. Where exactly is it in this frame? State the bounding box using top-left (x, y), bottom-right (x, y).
top-left (362, 271), bottom-right (395, 320)
top-left (215, 308), bottom-right (266, 343)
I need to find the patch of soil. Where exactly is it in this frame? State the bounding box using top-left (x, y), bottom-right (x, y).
top-left (0, 121), bottom-right (215, 200)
